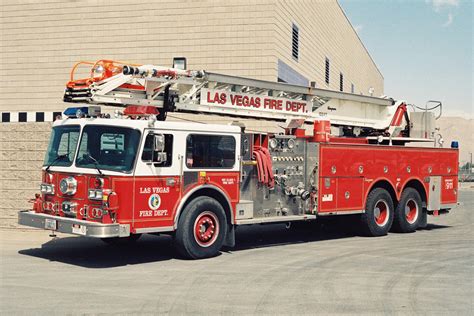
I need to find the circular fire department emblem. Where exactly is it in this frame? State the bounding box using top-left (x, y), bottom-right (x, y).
top-left (148, 194), bottom-right (161, 210)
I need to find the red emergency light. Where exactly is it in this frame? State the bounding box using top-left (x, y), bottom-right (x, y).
top-left (123, 105), bottom-right (159, 117)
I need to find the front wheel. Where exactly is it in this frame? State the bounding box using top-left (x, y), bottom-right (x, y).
top-left (360, 188), bottom-right (394, 236)
top-left (392, 188), bottom-right (422, 233)
top-left (174, 196), bottom-right (227, 259)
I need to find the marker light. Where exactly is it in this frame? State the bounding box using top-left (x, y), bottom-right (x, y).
top-left (88, 189), bottom-right (103, 200)
top-left (40, 183), bottom-right (55, 195)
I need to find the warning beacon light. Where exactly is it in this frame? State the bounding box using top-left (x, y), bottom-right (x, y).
top-left (123, 105), bottom-right (159, 117)
top-left (63, 106), bottom-right (101, 118)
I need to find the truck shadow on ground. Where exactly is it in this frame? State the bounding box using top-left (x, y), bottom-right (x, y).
top-left (18, 219), bottom-right (449, 269)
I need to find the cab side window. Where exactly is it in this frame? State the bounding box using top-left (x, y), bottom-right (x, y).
top-left (141, 133), bottom-right (173, 167)
top-left (186, 134), bottom-right (235, 168)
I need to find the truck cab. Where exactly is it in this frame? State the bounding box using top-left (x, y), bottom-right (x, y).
top-left (20, 111), bottom-right (242, 258)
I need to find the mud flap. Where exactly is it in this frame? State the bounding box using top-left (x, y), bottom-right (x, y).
top-left (223, 224), bottom-right (235, 247)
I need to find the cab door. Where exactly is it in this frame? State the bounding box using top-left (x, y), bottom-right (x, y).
top-left (132, 129), bottom-right (182, 232)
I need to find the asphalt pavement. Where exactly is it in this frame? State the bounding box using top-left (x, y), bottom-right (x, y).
top-left (1, 190), bottom-right (472, 315)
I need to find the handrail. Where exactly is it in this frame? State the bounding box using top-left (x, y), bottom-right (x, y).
top-left (69, 59), bottom-right (142, 84)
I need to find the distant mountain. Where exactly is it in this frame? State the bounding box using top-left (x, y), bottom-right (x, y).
top-left (436, 117), bottom-right (473, 164)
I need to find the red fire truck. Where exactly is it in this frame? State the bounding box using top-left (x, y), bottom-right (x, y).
top-left (19, 60), bottom-right (459, 259)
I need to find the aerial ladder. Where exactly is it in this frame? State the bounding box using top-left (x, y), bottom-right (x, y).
top-left (64, 59), bottom-right (440, 142)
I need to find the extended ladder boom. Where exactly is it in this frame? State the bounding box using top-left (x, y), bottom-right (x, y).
top-left (64, 60), bottom-right (397, 131)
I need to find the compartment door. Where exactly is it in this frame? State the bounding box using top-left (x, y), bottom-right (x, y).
top-left (336, 177), bottom-right (364, 211)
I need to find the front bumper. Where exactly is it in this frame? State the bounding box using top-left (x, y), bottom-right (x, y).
top-left (18, 210), bottom-right (130, 238)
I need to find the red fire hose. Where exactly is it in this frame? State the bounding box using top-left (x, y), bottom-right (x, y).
top-left (253, 146), bottom-right (274, 188)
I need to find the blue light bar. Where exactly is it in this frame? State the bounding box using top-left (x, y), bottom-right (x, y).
top-left (64, 107), bottom-right (88, 118)
top-left (63, 106), bottom-right (101, 118)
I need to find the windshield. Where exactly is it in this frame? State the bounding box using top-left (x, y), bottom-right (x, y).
top-left (75, 125), bottom-right (141, 173)
top-left (43, 125), bottom-right (80, 167)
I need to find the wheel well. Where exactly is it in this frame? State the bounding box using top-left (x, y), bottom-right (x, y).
top-left (368, 180), bottom-right (398, 207)
top-left (180, 188), bottom-right (233, 225)
top-left (403, 179), bottom-right (427, 205)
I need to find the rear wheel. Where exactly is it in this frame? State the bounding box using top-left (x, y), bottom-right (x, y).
top-left (174, 196), bottom-right (226, 259)
top-left (393, 188), bottom-right (422, 233)
top-left (361, 188), bottom-right (394, 236)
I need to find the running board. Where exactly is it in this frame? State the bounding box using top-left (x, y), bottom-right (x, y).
top-left (235, 214), bottom-right (316, 225)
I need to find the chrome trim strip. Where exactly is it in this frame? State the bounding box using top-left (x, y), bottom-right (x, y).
top-left (317, 209), bottom-right (365, 216)
top-left (134, 226), bottom-right (174, 234)
top-left (235, 214), bottom-right (316, 225)
top-left (18, 210), bottom-right (130, 238)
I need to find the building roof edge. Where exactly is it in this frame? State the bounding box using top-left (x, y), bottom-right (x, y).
top-left (336, 1), bottom-right (384, 80)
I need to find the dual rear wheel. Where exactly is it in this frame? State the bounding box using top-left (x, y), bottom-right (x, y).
top-left (392, 188), bottom-right (423, 233)
top-left (361, 187), bottom-right (423, 236)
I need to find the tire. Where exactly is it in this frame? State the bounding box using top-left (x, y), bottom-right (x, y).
top-left (360, 188), bottom-right (394, 236)
top-left (418, 209), bottom-right (428, 229)
top-left (174, 196), bottom-right (227, 259)
top-left (392, 188), bottom-right (422, 233)
top-left (101, 234), bottom-right (141, 245)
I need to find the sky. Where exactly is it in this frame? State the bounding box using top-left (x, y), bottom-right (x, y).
top-left (339, 0), bottom-right (473, 117)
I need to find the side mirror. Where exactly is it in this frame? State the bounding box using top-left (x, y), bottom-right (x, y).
top-left (150, 134), bottom-right (167, 165)
top-left (153, 134), bottom-right (165, 152)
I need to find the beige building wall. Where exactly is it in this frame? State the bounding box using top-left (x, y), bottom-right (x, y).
top-left (1, 0), bottom-right (278, 112)
top-left (1, 0), bottom-right (382, 113)
top-left (0, 123), bottom-right (51, 228)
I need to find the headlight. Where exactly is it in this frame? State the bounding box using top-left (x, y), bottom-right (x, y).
top-left (59, 177), bottom-right (77, 195)
top-left (40, 183), bottom-right (55, 195)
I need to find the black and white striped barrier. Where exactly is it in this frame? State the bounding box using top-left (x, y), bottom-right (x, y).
top-left (1, 112), bottom-right (63, 123)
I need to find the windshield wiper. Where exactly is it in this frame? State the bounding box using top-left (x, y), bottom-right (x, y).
top-left (83, 153), bottom-right (103, 176)
top-left (45, 154), bottom-right (69, 172)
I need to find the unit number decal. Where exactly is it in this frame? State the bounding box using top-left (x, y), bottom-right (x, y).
top-left (445, 179), bottom-right (454, 190)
